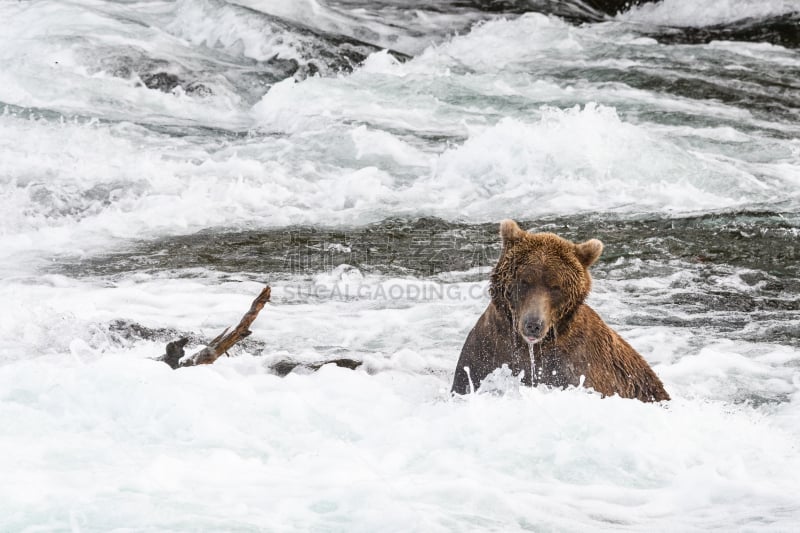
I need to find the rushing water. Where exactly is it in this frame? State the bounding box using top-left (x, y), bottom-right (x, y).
top-left (1, 1), bottom-right (800, 531)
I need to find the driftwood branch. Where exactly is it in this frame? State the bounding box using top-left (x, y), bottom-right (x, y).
top-left (158, 286), bottom-right (271, 369)
top-left (155, 284), bottom-right (363, 373)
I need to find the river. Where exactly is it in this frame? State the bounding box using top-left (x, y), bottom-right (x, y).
top-left (1, 1), bottom-right (799, 530)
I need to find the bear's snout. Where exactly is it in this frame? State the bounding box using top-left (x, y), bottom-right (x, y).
top-left (521, 314), bottom-right (547, 343)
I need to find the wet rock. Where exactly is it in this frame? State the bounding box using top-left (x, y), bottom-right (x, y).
top-left (451, 0), bottom-right (656, 22)
top-left (142, 72), bottom-right (182, 92)
top-left (270, 357), bottom-right (363, 376)
top-left (184, 82), bottom-right (214, 97)
top-left (645, 13), bottom-right (800, 49)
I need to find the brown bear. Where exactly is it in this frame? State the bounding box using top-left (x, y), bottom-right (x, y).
top-left (451, 219), bottom-right (670, 402)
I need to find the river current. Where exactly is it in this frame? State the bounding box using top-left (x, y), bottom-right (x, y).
top-left (1, 1), bottom-right (799, 531)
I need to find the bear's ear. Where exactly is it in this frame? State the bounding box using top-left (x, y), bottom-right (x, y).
top-left (575, 239), bottom-right (603, 268)
top-left (499, 219), bottom-right (526, 247)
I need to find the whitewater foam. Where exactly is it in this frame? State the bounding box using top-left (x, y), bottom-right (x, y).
top-left (621, 0), bottom-right (800, 27)
top-left (4, 95), bottom-right (798, 268)
top-left (428, 103), bottom-right (785, 217)
top-left (1, 349), bottom-right (798, 531)
top-left (0, 1), bottom-right (250, 127)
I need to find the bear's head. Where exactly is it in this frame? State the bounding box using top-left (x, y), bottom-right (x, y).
top-left (489, 219), bottom-right (603, 344)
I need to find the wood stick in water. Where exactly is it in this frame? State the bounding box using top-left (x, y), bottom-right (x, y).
top-left (158, 286), bottom-right (271, 369)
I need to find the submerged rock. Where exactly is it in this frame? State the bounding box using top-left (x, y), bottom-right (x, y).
top-left (270, 358), bottom-right (363, 377)
top-left (455, 1), bottom-right (799, 48)
top-left (450, 0), bottom-right (657, 22)
top-left (645, 13), bottom-right (800, 49)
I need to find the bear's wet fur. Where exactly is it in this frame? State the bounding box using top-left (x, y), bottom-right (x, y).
top-left (451, 219), bottom-right (670, 402)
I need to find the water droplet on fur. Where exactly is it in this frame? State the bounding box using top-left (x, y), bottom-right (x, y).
top-left (529, 343), bottom-right (536, 383)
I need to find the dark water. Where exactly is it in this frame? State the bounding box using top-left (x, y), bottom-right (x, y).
top-left (52, 210), bottom-right (800, 349)
top-left (52, 211), bottom-right (799, 278)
